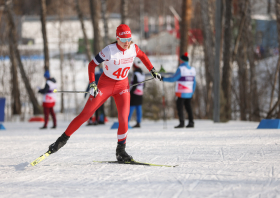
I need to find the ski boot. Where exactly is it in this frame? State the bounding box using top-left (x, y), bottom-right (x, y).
top-left (48, 132), bottom-right (70, 154)
top-left (186, 122), bottom-right (194, 128)
top-left (174, 123), bottom-right (185, 128)
top-left (132, 122), bottom-right (140, 128)
top-left (116, 143), bottom-right (133, 162)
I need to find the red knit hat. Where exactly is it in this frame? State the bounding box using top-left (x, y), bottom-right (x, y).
top-left (116, 24), bottom-right (132, 38)
top-left (180, 52), bottom-right (189, 62)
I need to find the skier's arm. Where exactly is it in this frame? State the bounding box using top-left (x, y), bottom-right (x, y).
top-left (88, 60), bottom-right (98, 83)
top-left (88, 46), bottom-right (111, 83)
top-left (135, 44), bottom-right (154, 71)
top-left (162, 68), bottom-right (181, 82)
top-left (38, 82), bottom-right (50, 94)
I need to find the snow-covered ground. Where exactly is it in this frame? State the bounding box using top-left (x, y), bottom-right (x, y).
top-left (1, 119), bottom-right (280, 197)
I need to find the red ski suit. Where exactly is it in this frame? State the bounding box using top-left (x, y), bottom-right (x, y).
top-left (64, 42), bottom-right (153, 144)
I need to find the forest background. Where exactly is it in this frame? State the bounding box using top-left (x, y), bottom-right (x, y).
top-left (0, 0), bottom-right (280, 123)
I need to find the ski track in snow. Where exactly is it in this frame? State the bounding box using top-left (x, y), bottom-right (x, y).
top-left (0, 119), bottom-right (280, 198)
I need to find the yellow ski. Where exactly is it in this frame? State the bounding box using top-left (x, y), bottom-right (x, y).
top-left (93, 160), bottom-right (178, 167)
top-left (30, 151), bottom-right (51, 166)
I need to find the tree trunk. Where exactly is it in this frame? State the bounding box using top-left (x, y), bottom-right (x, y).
top-left (8, 29), bottom-right (21, 115)
top-left (200, 0), bottom-right (215, 118)
top-left (5, 0), bottom-right (42, 115)
top-left (139, 0), bottom-right (144, 47)
top-left (232, 1), bottom-right (248, 57)
top-left (101, 0), bottom-right (115, 117)
top-left (275, 0), bottom-right (280, 118)
top-left (121, 0), bottom-right (128, 24)
top-left (221, 0), bottom-right (232, 121)
top-left (246, 2), bottom-right (260, 121)
top-left (75, 0), bottom-right (92, 62)
top-left (69, 56), bottom-right (78, 114)
top-left (179, 0), bottom-right (192, 60)
top-left (269, 58), bottom-right (280, 110)
top-left (40, 0), bottom-right (50, 72)
top-left (89, 0), bottom-right (102, 55)
top-left (230, 0), bottom-right (252, 121)
top-left (58, 0), bottom-right (64, 113)
top-left (236, 0), bottom-right (251, 121)
top-left (213, 0), bottom-right (222, 123)
top-left (266, 98), bottom-right (280, 119)
top-left (236, 46), bottom-right (248, 121)
top-left (101, 0), bottom-right (109, 46)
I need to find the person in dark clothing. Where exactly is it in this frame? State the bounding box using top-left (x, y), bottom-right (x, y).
top-left (84, 67), bottom-right (106, 125)
top-left (38, 70), bottom-right (57, 129)
top-left (162, 52), bottom-right (196, 128)
top-left (128, 59), bottom-right (145, 128)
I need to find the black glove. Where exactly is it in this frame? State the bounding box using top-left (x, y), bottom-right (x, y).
top-left (89, 81), bottom-right (99, 98)
top-left (150, 68), bottom-right (162, 81)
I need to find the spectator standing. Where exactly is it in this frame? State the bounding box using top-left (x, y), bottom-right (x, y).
top-left (162, 52), bottom-right (196, 128)
top-left (128, 58), bottom-right (145, 128)
top-left (38, 70), bottom-right (57, 129)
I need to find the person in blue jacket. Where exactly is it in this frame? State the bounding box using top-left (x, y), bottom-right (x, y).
top-left (162, 52), bottom-right (196, 128)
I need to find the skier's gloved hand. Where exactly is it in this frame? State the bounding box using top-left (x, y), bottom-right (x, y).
top-left (89, 81), bottom-right (99, 98)
top-left (150, 67), bottom-right (162, 81)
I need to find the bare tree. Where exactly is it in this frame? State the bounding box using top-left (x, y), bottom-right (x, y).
top-left (179, 0), bottom-right (192, 60)
top-left (5, 0), bottom-right (42, 115)
top-left (57, 0), bottom-right (65, 113)
top-left (89, 0), bottom-right (102, 55)
top-left (8, 23), bottom-right (21, 115)
top-left (101, 0), bottom-right (109, 46)
top-left (213, 0), bottom-right (222, 122)
top-left (221, 0), bottom-right (233, 121)
top-left (121, 0), bottom-right (128, 24)
top-left (200, 0), bottom-right (215, 118)
top-left (235, 0), bottom-right (250, 120)
top-left (246, 1), bottom-right (260, 121)
top-left (101, 0), bottom-right (116, 117)
top-left (232, 0), bottom-right (260, 121)
top-left (236, 48), bottom-right (248, 120)
top-left (69, 56), bottom-right (79, 114)
top-left (75, 0), bottom-right (92, 62)
top-left (275, 0), bottom-right (280, 118)
top-left (39, 0), bottom-right (50, 72)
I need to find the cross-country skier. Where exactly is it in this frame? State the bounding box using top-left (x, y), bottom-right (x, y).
top-left (47, 24), bottom-right (162, 162)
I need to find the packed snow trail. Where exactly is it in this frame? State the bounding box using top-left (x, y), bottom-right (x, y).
top-left (0, 119), bottom-right (280, 198)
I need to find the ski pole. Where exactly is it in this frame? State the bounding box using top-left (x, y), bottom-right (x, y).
top-left (130, 77), bottom-right (154, 88)
top-left (53, 90), bottom-right (89, 93)
top-left (53, 78), bottom-right (155, 93)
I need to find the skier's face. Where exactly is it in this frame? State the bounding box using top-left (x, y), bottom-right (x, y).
top-left (117, 38), bottom-right (131, 50)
